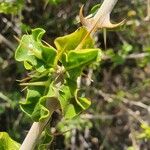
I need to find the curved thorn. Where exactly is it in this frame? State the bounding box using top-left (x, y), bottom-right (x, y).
top-left (98, 19), bottom-right (126, 29)
top-left (79, 5), bottom-right (87, 26)
top-left (107, 19), bottom-right (126, 28)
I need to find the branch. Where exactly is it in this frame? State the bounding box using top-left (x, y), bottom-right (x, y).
top-left (94, 0), bottom-right (118, 21)
top-left (20, 121), bottom-right (49, 150)
top-left (77, 0), bottom-right (124, 50)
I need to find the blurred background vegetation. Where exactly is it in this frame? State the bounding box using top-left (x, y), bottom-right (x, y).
top-left (0, 0), bottom-right (150, 149)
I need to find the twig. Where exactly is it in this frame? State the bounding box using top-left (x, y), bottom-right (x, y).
top-left (79, 133), bottom-right (89, 149)
top-left (94, 89), bottom-right (150, 112)
top-left (81, 114), bottom-right (116, 120)
top-left (0, 34), bottom-right (15, 50)
top-left (128, 117), bottom-right (140, 150)
top-left (144, 0), bottom-right (150, 21)
top-left (122, 105), bottom-right (145, 124)
top-left (126, 53), bottom-right (150, 59)
top-left (94, 89), bottom-right (150, 125)
top-left (71, 129), bottom-right (76, 150)
top-left (0, 92), bottom-right (13, 105)
top-left (102, 52), bottom-right (149, 61)
top-left (122, 98), bottom-right (150, 113)
top-left (99, 129), bottom-right (110, 150)
top-left (2, 17), bottom-right (21, 35)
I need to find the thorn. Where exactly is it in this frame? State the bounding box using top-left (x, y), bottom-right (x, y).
top-left (79, 2), bottom-right (126, 33)
top-left (16, 76), bottom-right (32, 83)
top-left (14, 35), bottom-right (21, 43)
top-left (81, 73), bottom-right (94, 82)
top-left (103, 28), bottom-right (107, 50)
top-left (21, 87), bottom-right (27, 92)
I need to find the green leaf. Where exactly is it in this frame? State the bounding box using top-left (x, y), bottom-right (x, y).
top-left (38, 130), bottom-right (53, 150)
top-left (54, 27), bottom-right (94, 53)
top-left (58, 85), bottom-right (91, 119)
top-left (20, 86), bottom-right (46, 121)
top-left (138, 123), bottom-right (150, 139)
top-left (0, 1), bottom-right (24, 14)
top-left (0, 132), bottom-right (20, 150)
top-left (15, 28), bottom-right (56, 72)
top-left (41, 45), bottom-right (57, 68)
top-left (63, 48), bottom-right (101, 79)
top-left (90, 4), bottom-right (101, 15)
top-left (121, 43), bottom-right (133, 55)
top-left (20, 82), bottom-right (60, 122)
top-left (57, 116), bottom-right (92, 140)
top-left (39, 84), bottom-right (60, 121)
top-left (64, 104), bottom-right (77, 119)
top-left (112, 54), bottom-right (125, 66)
top-left (58, 85), bottom-right (72, 115)
top-left (64, 49), bottom-right (100, 69)
top-left (24, 61), bottom-right (33, 70)
top-left (76, 97), bottom-right (91, 110)
top-left (127, 146), bottom-right (134, 150)
top-left (61, 49), bottom-right (101, 95)
top-left (58, 85), bottom-right (76, 118)
top-left (64, 97), bottom-right (91, 119)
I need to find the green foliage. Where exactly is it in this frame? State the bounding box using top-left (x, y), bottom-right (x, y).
top-left (0, 91), bottom-right (21, 115)
top-left (54, 27), bottom-right (94, 53)
top-left (0, 132), bottom-right (20, 150)
top-left (15, 27), bottom-right (101, 122)
top-left (137, 46), bottom-right (150, 67)
top-left (106, 43), bottom-right (133, 66)
top-left (127, 146), bottom-right (134, 150)
top-left (0, 0), bottom-right (150, 149)
top-left (15, 28), bottom-right (57, 72)
top-left (38, 130), bottom-right (53, 150)
top-left (0, 0), bottom-right (23, 14)
top-left (57, 116), bottom-right (92, 140)
top-left (14, 26), bottom-right (101, 146)
top-left (138, 123), bottom-right (150, 140)
top-left (63, 49), bottom-right (100, 80)
top-left (90, 4), bottom-right (101, 16)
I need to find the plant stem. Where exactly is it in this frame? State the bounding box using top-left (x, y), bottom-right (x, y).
top-left (145, 0), bottom-right (150, 21)
top-left (77, 0), bottom-right (119, 50)
top-left (20, 1), bottom-right (120, 149)
top-left (94, 0), bottom-right (118, 22)
top-left (20, 120), bottom-right (50, 150)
